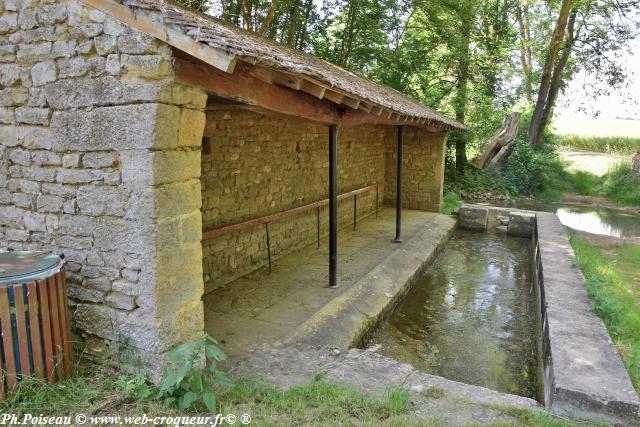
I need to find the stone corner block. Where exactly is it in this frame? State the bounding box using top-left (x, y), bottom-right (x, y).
top-left (507, 212), bottom-right (536, 238)
top-left (458, 205), bottom-right (488, 232)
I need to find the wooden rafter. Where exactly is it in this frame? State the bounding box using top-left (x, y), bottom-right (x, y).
top-left (176, 56), bottom-right (339, 125)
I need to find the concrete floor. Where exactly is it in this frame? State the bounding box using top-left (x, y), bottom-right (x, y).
top-left (203, 208), bottom-right (439, 360)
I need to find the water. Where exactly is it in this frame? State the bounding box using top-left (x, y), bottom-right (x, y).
top-left (556, 205), bottom-right (640, 238)
top-left (368, 230), bottom-right (541, 400)
top-left (469, 199), bottom-right (640, 239)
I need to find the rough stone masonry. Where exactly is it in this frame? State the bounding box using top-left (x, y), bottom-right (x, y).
top-left (0, 0), bottom-right (208, 379)
top-left (0, 0), bottom-right (448, 379)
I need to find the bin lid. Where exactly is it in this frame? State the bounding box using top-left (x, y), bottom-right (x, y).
top-left (0, 251), bottom-right (64, 286)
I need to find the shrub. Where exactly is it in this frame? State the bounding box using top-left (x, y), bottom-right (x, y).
top-left (502, 139), bottom-right (568, 198)
top-left (602, 162), bottom-right (640, 206)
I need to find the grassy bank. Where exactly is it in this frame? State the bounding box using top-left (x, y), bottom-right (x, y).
top-left (555, 135), bottom-right (640, 155)
top-left (567, 162), bottom-right (640, 206)
top-left (570, 235), bottom-right (640, 392)
top-left (0, 360), bottom-right (594, 426)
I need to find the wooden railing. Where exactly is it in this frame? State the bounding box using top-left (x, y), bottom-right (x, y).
top-left (202, 183), bottom-right (384, 241)
top-left (202, 183), bottom-right (384, 271)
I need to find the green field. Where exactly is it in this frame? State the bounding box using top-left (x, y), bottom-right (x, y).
top-left (556, 134), bottom-right (640, 155)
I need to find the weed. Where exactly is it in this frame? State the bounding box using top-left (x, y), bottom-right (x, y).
top-left (422, 387), bottom-right (446, 399)
top-left (441, 193), bottom-right (462, 215)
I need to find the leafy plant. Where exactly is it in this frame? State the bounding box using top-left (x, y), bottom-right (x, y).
top-left (602, 162), bottom-right (640, 206)
top-left (134, 334), bottom-right (232, 413)
top-left (441, 193), bottom-right (462, 215)
top-left (502, 139), bottom-right (568, 198)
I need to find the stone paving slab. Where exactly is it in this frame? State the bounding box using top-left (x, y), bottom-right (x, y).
top-left (233, 345), bottom-right (543, 427)
top-left (204, 208), bottom-right (447, 360)
top-left (537, 212), bottom-right (640, 424)
top-left (286, 214), bottom-right (456, 349)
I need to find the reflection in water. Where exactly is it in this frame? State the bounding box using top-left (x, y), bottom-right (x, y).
top-left (369, 230), bottom-right (540, 399)
top-left (556, 206), bottom-right (640, 238)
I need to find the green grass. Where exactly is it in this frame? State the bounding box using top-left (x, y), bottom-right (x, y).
top-left (556, 134), bottom-right (640, 155)
top-left (0, 361), bottom-right (593, 426)
top-left (441, 192), bottom-right (462, 215)
top-left (557, 162), bottom-right (640, 206)
top-left (570, 235), bottom-right (640, 392)
top-left (570, 170), bottom-right (601, 196)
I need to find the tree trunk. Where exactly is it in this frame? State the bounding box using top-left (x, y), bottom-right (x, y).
top-left (338, 0), bottom-right (358, 67)
top-left (453, 21), bottom-right (472, 175)
top-left (632, 151), bottom-right (640, 178)
top-left (295, 0), bottom-right (313, 49)
top-left (516, 2), bottom-right (533, 102)
top-left (471, 112), bottom-right (521, 169)
top-left (528, 0), bottom-right (573, 146)
top-left (257, 0), bottom-right (279, 35)
top-left (240, 0), bottom-right (252, 30)
top-left (286, 0), bottom-right (300, 46)
top-left (540, 9), bottom-right (577, 131)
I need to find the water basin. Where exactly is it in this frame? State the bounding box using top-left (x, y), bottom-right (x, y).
top-left (368, 230), bottom-right (541, 400)
top-left (556, 205), bottom-right (640, 238)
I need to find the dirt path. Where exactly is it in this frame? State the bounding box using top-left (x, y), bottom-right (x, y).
top-left (558, 147), bottom-right (626, 176)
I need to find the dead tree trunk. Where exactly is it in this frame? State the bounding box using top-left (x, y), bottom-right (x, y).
top-left (632, 151), bottom-right (640, 178)
top-left (471, 112), bottom-right (521, 170)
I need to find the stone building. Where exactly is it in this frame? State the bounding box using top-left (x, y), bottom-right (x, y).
top-left (0, 0), bottom-right (464, 378)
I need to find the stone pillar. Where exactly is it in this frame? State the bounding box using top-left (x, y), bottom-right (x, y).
top-left (0, 0), bottom-right (209, 381)
top-left (53, 89), bottom-right (208, 380)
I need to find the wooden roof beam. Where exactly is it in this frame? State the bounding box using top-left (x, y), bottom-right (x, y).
top-left (324, 89), bottom-right (344, 104)
top-left (273, 72), bottom-right (303, 90)
top-left (359, 102), bottom-right (373, 113)
top-left (371, 106), bottom-right (384, 116)
top-left (342, 96), bottom-right (360, 110)
top-left (340, 109), bottom-right (449, 132)
top-left (301, 80), bottom-right (327, 99)
top-left (176, 58), bottom-right (339, 125)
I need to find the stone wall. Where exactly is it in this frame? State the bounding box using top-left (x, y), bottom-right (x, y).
top-left (201, 109), bottom-right (393, 291)
top-left (384, 127), bottom-right (447, 212)
top-left (0, 0), bottom-right (207, 379)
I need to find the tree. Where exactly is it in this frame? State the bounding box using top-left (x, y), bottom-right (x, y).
top-left (528, 0), bottom-right (574, 145)
top-left (528, 0), bottom-right (639, 146)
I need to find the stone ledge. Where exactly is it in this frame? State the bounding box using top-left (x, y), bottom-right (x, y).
top-left (536, 212), bottom-right (640, 424)
top-left (286, 214), bottom-right (456, 349)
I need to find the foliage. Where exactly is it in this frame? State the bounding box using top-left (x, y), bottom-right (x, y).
top-left (502, 139), bottom-right (569, 198)
top-left (134, 334), bottom-right (233, 413)
top-left (441, 193), bottom-right (462, 215)
top-left (570, 235), bottom-right (640, 392)
top-left (602, 162), bottom-right (640, 205)
top-left (556, 134), bottom-right (640, 155)
top-left (172, 0), bottom-right (211, 13)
